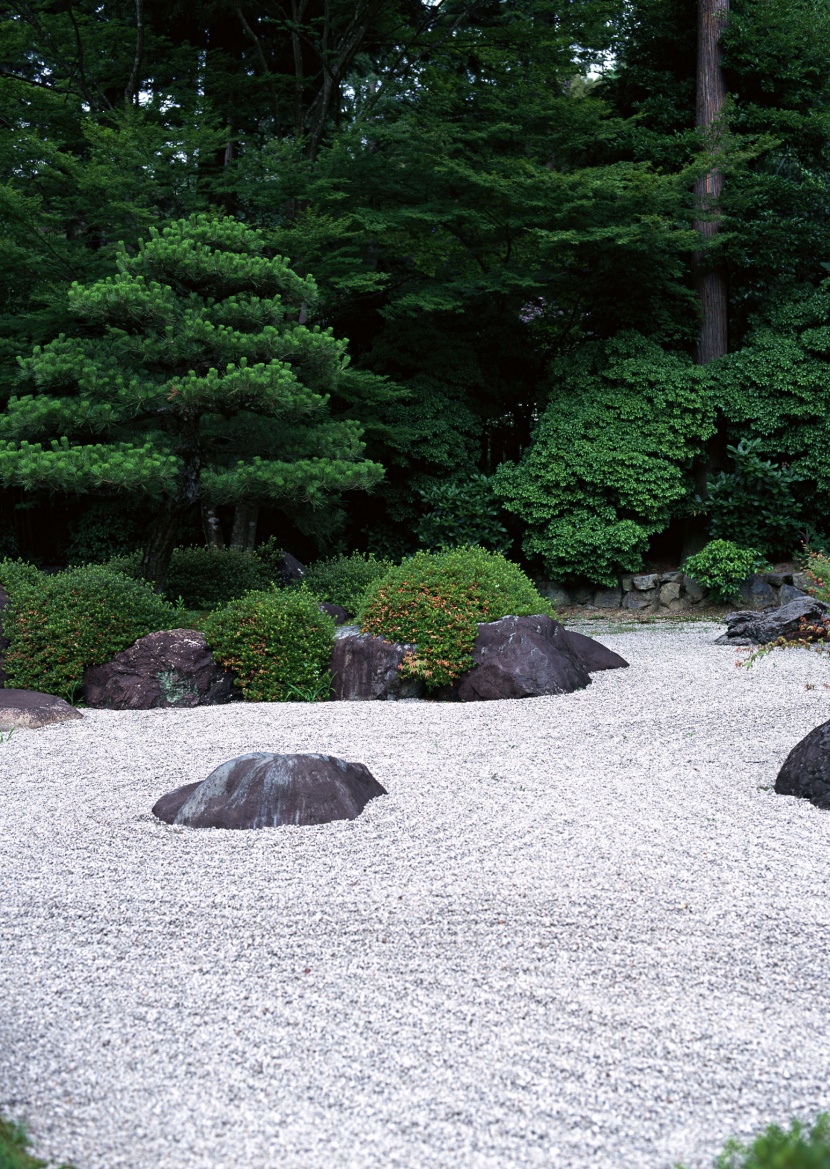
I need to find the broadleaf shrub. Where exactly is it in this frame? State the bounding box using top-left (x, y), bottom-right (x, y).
top-left (703, 439), bottom-right (803, 557)
top-left (683, 540), bottom-right (769, 604)
top-left (415, 474), bottom-right (510, 553)
top-left (2, 565), bottom-right (177, 699)
top-left (109, 546), bottom-right (270, 609)
top-left (203, 587), bottom-right (335, 701)
top-left (301, 551), bottom-right (394, 618)
top-left (359, 546), bottom-right (553, 688)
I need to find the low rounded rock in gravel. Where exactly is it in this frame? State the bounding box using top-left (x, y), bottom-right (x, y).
top-left (152, 751), bottom-right (387, 829)
top-left (0, 688), bottom-right (82, 730)
top-left (776, 719), bottom-right (830, 809)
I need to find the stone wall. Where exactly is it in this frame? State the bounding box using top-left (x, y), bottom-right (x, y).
top-left (536, 569), bottom-right (812, 614)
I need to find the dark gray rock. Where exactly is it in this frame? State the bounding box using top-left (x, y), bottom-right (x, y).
top-left (622, 588), bottom-right (658, 613)
top-left (659, 581), bottom-right (682, 604)
top-left (764, 572), bottom-right (790, 588)
top-left (152, 752), bottom-right (386, 829)
top-left (660, 571), bottom-right (682, 584)
top-left (0, 584), bottom-right (9, 686)
top-left (457, 615), bottom-right (591, 701)
top-left (84, 629), bottom-right (235, 709)
top-left (775, 720), bottom-right (830, 810)
top-left (0, 688), bottom-right (83, 730)
top-left (319, 602), bottom-right (348, 625)
top-left (714, 597), bottom-right (830, 646)
top-left (330, 632), bottom-right (425, 700)
top-left (632, 573), bottom-right (660, 591)
top-left (561, 629), bottom-right (629, 673)
top-left (570, 585), bottom-right (594, 605)
top-left (536, 581), bottom-right (572, 608)
top-left (779, 583), bottom-right (807, 605)
top-left (739, 573), bottom-right (778, 610)
top-left (593, 586), bottom-right (622, 609)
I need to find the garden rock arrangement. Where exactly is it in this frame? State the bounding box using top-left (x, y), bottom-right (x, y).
top-left (152, 751), bottom-right (386, 829)
top-left (714, 597), bottom-right (830, 646)
top-left (538, 568), bottom-right (811, 612)
top-left (0, 688), bottom-right (82, 730)
top-left (83, 629), bottom-right (235, 710)
top-left (775, 719), bottom-right (830, 809)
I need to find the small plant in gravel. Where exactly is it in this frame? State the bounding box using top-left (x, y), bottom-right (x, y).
top-left (203, 587), bottom-right (335, 701)
top-left (683, 1112), bottom-right (830, 1169)
top-left (0, 1116), bottom-right (73, 1168)
top-left (1, 565), bottom-right (177, 700)
top-left (359, 546), bottom-right (553, 689)
top-left (683, 540), bottom-right (769, 604)
top-left (300, 551), bottom-right (394, 618)
top-left (0, 727), bottom-right (15, 743)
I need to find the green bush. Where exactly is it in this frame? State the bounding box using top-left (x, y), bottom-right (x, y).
top-left (109, 547), bottom-right (270, 609)
top-left (0, 558), bottom-right (43, 597)
top-left (301, 551), bottom-right (394, 618)
top-left (704, 439), bottom-right (803, 557)
top-left (701, 1113), bottom-right (830, 1169)
top-left (203, 587), bottom-right (335, 701)
top-left (683, 540), bottom-right (769, 604)
top-left (0, 1116), bottom-right (70, 1169)
top-left (414, 474), bottom-right (510, 553)
top-left (359, 546), bottom-right (553, 688)
top-left (2, 565), bottom-right (177, 699)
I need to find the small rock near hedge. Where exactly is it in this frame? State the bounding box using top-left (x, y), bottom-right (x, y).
top-left (152, 752), bottom-right (386, 829)
top-left (775, 720), bottom-right (830, 809)
top-left (0, 688), bottom-right (83, 730)
top-left (330, 632), bottom-right (424, 700)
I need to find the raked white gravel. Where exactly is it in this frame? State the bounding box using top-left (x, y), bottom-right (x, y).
top-left (2, 621), bottom-right (830, 1169)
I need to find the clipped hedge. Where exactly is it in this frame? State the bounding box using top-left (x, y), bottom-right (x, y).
top-left (1, 565), bottom-right (177, 700)
top-left (358, 546), bottom-right (553, 689)
top-left (301, 552), bottom-right (393, 618)
top-left (109, 546), bottom-right (270, 609)
top-left (203, 587), bottom-right (335, 701)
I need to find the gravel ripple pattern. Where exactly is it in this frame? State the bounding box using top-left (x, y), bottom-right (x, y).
top-left (2, 623), bottom-right (830, 1169)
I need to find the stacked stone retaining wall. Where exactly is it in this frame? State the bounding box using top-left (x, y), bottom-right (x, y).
top-left (536, 570), bottom-right (812, 614)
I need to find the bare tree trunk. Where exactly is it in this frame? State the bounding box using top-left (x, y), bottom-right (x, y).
top-left (230, 502), bottom-right (260, 552)
top-left (124, 0), bottom-right (144, 107)
top-left (694, 0), bottom-right (729, 365)
top-left (201, 503), bottom-right (225, 548)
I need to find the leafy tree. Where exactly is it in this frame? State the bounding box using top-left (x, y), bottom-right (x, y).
top-left (0, 214), bottom-right (383, 588)
top-left (495, 334), bottom-right (714, 584)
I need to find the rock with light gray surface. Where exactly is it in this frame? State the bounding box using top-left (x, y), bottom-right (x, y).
top-left (714, 597), bottom-right (830, 646)
top-left (152, 751), bottom-right (386, 829)
top-left (0, 687), bottom-right (82, 730)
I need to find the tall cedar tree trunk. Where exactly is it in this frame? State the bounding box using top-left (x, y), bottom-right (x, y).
top-left (685, 0), bottom-right (729, 557)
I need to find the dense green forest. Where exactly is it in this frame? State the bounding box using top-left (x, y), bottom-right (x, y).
top-left (1, 0), bottom-right (829, 584)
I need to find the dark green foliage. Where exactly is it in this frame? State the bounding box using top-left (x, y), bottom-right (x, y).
top-left (203, 588), bottom-right (335, 702)
top-left (301, 552), bottom-right (394, 619)
top-left (495, 335), bottom-right (714, 585)
top-left (0, 557), bottom-right (42, 596)
top-left (703, 439), bottom-right (803, 557)
top-left (359, 547), bottom-right (552, 688)
top-left (682, 540), bottom-right (768, 604)
top-left (415, 476), bottom-right (510, 554)
top-left (708, 1113), bottom-right (830, 1169)
top-left (65, 500), bottom-right (149, 566)
top-left (2, 565), bottom-right (176, 699)
top-left (109, 547), bottom-right (270, 609)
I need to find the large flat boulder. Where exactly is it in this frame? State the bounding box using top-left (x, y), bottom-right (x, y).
top-left (775, 719), bottom-right (830, 809)
top-left (0, 688), bottom-right (82, 730)
top-left (457, 615), bottom-right (592, 701)
top-left (152, 752), bottom-right (386, 829)
top-left (84, 628), bottom-right (234, 709)
top-left (714, 597), bottom-right (830, 646)
top-left (330, 632), bottom-right (425, 700)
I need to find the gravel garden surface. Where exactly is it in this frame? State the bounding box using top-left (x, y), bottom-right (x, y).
top-left (2, 621), bottom-right (830, 1169)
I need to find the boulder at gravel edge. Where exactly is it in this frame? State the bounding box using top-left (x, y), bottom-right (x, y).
top-left (152, 752), bottom-right (386, 829)
top-left (0, 688), bottom-right (82, 730)
top-left (714, 597), bottom-right (830, 646)
top-left (457, 615), bottom-right (592, 701)
top-left (330, 632), bottom-right (425, 700)
top-left (775, 720), bottom-right (830, 809)
top-left (84, 628), bottom-right (234, 709)
top-left (561, 628), bottom-right (629, 673)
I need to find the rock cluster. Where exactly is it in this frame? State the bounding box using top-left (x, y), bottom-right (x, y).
top-left (153, 752), bottom-right (386, 829)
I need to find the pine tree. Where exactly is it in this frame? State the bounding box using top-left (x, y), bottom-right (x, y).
top-left (0, 214), bottom-right (383, 587)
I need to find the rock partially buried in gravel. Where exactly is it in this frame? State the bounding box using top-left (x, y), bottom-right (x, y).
top-left (84, 629), bottom-right (234, 709)
top-left (0, 688), bottom-right (82, 730)
top-left (457, 615), bottom-right (592, 701)
top-left (775, 720), bottom-right (830, 809)
top-left (152, 752), bottom-right (387, 829)
top-left (714, 597), bottom-right (830, 646)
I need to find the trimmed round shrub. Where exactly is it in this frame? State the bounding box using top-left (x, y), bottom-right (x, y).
top-left (683, 539), bottom-right (769, 604)
top-left (0, 557), bottom-right (43, 597)
top-left (109, 546), bottom-right (270, 609)
top-left (203, 587), bottom-right (335, 701)
top-left (301, 552), bottom-right (394, 618)
top-left (2, 565), bottom-right (178, 699)
top-left (358, 546), bottom-right (553, 689)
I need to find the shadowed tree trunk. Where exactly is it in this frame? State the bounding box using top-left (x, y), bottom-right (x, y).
top-left (201, 502), bottom-right (226, 548)
top-left (230, 502), bottom-right (260, 551)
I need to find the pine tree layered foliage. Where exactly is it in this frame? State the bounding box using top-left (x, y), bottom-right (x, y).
top-left (0, 215), bottom-right (382, 586)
